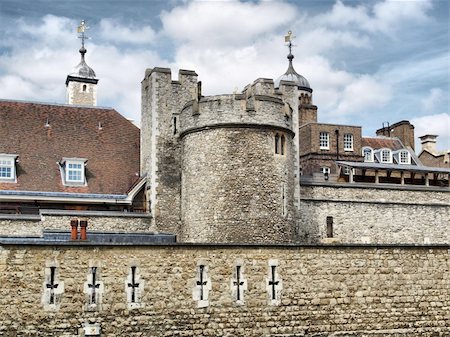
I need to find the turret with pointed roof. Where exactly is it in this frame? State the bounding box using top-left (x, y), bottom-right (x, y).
top-left (65, 20), bottom-right (98, 106)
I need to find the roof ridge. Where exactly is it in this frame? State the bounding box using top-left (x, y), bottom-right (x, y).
top-left (0, 98), bottom-right (113, 110)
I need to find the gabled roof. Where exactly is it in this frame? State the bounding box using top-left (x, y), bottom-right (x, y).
top-left (0, 99), bottom-right (140, 195)
top-left (362, 136), bottom-right (404, 151)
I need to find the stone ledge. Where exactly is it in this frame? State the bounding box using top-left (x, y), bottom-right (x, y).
top-left (301, 181), bottom-right (450, 192)
top-left (0, 214), bottom-right (41, 221)
top-left (39, 209), bottom-right (152, 218)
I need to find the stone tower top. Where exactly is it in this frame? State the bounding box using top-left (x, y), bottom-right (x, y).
top-left (65, 20), bottom-right (98, 106)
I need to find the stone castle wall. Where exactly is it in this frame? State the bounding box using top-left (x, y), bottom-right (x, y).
top-left (66, 81), bottom-right (97, 106)
top-left (299, 184), bottom-right (450, 244)
top-left (0, 211), bottom-right (153, 237)
top-left (140, 68), bottom-right (198, 235)
top-left (181, 128), bottom-right (296, 243)
top-left (0, 243), bottom-right (449, 336)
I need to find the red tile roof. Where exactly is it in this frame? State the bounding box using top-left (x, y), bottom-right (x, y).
top-left (362, 137), bottom-right (404, 151)
top-left (0, 100), bottom-right (140, 195)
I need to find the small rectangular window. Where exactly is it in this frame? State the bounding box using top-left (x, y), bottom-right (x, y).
top-left (61, 158), bottom-right (86, 186)
top-left (320, 167), bottom-right (330, 174)
top-left (381, 149), bottom-right (392, 163)
top-left (399, 150), bottom-right (410, 164)
top-left (319, 132), bottom-right (329, 150)
top-left (0, 154), bottom-right (18, 182)
top-left (343, 134), bottom-right (353, 151)
top-left (67, 162), bottom-right (83, 182)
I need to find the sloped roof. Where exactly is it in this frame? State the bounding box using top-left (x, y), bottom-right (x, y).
top-left (362, 137), bottom-right (404, 151)
top-left (0, 99), bottom-right (140, 195)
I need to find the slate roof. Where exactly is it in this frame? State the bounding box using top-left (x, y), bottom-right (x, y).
top-left (0, 99), bottom-right (140, 195)
top-left (362, 137), bottom-right (404, 151)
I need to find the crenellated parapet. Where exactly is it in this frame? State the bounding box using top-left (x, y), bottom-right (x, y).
top-left (179, 78), bottom-right (299, 138)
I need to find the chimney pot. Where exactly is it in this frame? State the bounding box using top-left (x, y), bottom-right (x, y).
top-left (79, 219), bottom-right (88, 240)
top-left (70, 219), bottom-right (79, 240)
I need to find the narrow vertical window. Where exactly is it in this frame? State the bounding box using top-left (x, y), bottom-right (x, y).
top-left (82, 84), bottom-right (87, 92)
top-left (128, 266), bottom-right (139, 303)
top-left (275, 134), bottom-right (280, 154)
top-left (319, 132), bottom-right (329, 149)
top-left (173, 117), bottom-right (177, 135)
top-left (234, 266), bottom-right (243, 301)
top-left (193, 263), bottom-right (211, 308)
top-left (343, 134), bottom-right (353, 151)
top-left (266, 260), bottom-right (282, 305)
top-left (281, 183), bottom-right (287, 217)
top-left (326, 216), bottom-right (333, 238)
top-left (125, 265), bottom-right (145, 309)
top-left (84, 265), bottom-right (104, 310)
top-left (280, 135), bottom-right (285, 155)
top-left (42, 263), bottom-right (64, 311)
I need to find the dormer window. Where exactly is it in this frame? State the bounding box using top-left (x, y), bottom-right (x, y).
top-left (362, 147), bottom-right (374, 162)
top-left (398, 150), bottom-right (411, 165)
top-left (60, 158), bottom-right (87, 186)
top-left (0, 154), bottom-right (18, 182)
top-left (380, 149), bottom-right (392, 163)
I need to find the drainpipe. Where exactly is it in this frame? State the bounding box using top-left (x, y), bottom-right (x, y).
top-left (335, 129), bottom-right (340, 161)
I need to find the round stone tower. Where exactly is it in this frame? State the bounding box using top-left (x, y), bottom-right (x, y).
top-left (178, 78), bottom-right (300, 243)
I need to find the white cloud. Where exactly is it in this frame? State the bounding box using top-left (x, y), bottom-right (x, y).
top-left (411, 113), bottom-right (450, 152)
top-left (315, 0), bottom-right (432, 35)
top-left (161, 0), bottom-right (297, 47)
top-left (98, 19), bottom-right (156, 45)
top-left (0, 15), bottom-right (164, 123)
top-left (421, 88), bottom-right (445, 113)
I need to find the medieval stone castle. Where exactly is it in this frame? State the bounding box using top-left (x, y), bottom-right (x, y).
top-left (0, 25), bottom-right (449, 336)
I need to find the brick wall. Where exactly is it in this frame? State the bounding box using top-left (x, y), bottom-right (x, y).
top-left (0, 243), bottom-right (449, 336)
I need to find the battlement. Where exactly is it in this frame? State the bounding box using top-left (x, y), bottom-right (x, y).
top-left (179, 77), bottom-right (299, 137)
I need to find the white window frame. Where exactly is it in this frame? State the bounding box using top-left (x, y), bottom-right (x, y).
top-left (342, 166), bottom-right (354, 175)
top-left (398, 150), bottom-right (411, 165)
top-left (319, 132), bottom-right (329, 150)
top-left (0, 154), bottom-right (18, 182)
top-left (320, 167), bottom-right (330, 174)
top-left (343, 134), bottom-right (353, 151)
top-left (380, 149), bottom-right (392, 163)
top-left (362, 147), bottom-right (374, 162)
top-left (61, 158), bottom-right (87, 186)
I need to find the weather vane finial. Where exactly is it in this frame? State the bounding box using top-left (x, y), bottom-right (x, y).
top-left (77, 20), bottom-right (89, 50)
top-left (284, 30), bottom-right (295, 56)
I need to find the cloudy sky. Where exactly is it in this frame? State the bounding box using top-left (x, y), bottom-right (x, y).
top-left (0, 0), bottom-right (448, 151)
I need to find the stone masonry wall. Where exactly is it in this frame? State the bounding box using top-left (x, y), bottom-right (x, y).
top-left (181, 128), bottom-right (296, 243)
top-left (0, 243), bottom-right (449, 336)
top-left (66, 81), bottom-right (97, 106)
top-left (141, 68), bottom-right (198, 236)
top-left (300, 185), bottom-right (450, 244)
top-left (0, 212), bottom-right (153, 236)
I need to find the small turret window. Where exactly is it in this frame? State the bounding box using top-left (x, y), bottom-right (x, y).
top-left (275, 134), bottom-right (280, 154)
top-left (82, 85), bottom-right (87, 92)
top-left (275, 133), bottom-right (286, 155)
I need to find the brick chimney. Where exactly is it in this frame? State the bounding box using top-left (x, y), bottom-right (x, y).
top-left (419, 134), bottom-right (438, 154)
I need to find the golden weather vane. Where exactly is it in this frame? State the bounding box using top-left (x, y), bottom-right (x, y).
top-left (284, 30), bottom-right (295, 55)
top-left (77, 20), bottom-right (90, 48)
